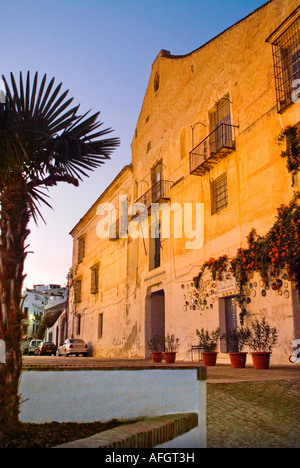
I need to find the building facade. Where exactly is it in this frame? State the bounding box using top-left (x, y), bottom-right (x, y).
top-left (68, 0), bottom-right (300, 363)
top-left (22, 284), bottom-right (68, 339)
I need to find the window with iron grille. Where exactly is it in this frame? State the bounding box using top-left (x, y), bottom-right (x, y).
top-left (98, 313), bottom-right (103, 339)
top-left (90, 263), bottom-right (99, 294)
top-left (211, 173), bottom-right (228, 215)
top-left (77, 236), bottom-right (85, 263)
top-left (267, 11), bottom-right (300, 113)
top-left (149, 220), bottom-right (161, 271)
top-left (74, 279), bottom-right (82, 303)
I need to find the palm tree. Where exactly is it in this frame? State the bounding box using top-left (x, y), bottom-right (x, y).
top-left (0, 72), bottom-right (120, 433)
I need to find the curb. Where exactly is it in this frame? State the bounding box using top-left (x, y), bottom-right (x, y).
top-left (53, 413), bottom-right (198, 448)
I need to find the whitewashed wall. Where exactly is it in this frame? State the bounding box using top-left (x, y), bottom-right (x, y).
top-left (19, 368), bottom-right (206, 448)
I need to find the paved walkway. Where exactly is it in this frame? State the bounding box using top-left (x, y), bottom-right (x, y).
top-left (206, 363), bottom-right (300, 383)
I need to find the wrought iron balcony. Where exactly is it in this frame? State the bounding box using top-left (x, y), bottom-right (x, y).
top-left (189, 123), bottom-right (238, 176)
top-left (109, 180), bottom-right (172, 239)
top-left (135, 180), bottom-right (173, 209)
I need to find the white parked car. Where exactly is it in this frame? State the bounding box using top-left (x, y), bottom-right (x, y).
top-left (28, 339), bottom-right (42, 355)
top-left (57, 339), bottom-right (88, 357)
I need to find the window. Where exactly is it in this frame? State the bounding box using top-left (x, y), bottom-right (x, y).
top-left (154, 71), bottom-right (160, 92)
top-left (149, 220), bottom-right (161, 271)
top-left (267, 9), bottom-right (300, 112)
top-left (74, 279), bottom-right (82, 303)
top-left (76, 314), bottom-right (81, 335)
top-left (151, 161), bottom-right (163, 202)
top-left (209, 97), bottom-right (231, 132)
top-left (90, 264), bottom-right (99, 294)
top-left (209, 96), bottom-right (233, 153)
top-left (98, 313), bottom-right (103, 339)
top-left (77, 236), bottom-right (85, 263)
top-left (211, 173), bottom-right (228, 215)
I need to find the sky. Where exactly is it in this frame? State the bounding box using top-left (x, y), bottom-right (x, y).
top-left (0, 0), bottom-right (269, 290)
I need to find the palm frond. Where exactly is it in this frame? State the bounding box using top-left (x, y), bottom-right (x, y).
top-left (0, 71), bottom-right (120, 221)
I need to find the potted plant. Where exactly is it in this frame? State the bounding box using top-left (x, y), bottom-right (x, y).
top-left (147, 335), bottom-right (164, 362)
top-left (196, 327), bottom-right (221, 366)
top-left (223, 327), bottom-right (250, 368)
top-left (247, 317), bottom-right (278, 369)
top-left (163, 333), bottom-right (179, 363)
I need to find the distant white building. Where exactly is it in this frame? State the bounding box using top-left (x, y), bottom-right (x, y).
top-left (22, 284), bottom-right (68, 338)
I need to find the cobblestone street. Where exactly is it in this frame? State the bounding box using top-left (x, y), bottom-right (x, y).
top-left (207, 380), bottom-right (300, 448)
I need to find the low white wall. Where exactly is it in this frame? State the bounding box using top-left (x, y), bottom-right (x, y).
top-left (19, 368), bottom-right (206, 448)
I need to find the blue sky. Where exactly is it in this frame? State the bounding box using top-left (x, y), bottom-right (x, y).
top-left (0, 0), bottom-right (268, 289)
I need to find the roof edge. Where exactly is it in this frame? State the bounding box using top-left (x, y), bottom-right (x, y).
top-left (153, 0), bottom-right (275, 62)
top-left (69, 163), bottom-right (133, 236)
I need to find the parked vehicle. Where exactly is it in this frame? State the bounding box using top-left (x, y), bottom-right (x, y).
top-left (35, 341), bottom-right (57, 356)
top-left (57, 339), bottom-right (88, 357)
top-left (28, 339), bottom-right (42, 355)
top-left (22, 341), bottom-right (30, 355)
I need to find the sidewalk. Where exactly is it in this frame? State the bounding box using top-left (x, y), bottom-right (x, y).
top-left (206, 363), bottom-right (300, 383)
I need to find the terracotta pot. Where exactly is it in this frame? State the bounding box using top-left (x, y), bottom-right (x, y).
top-left (229, 352), bottom-right (247, 369)
top-left (251, 352), bottom-right (271, 370)
top-left (163, 352), bottom-right (177, 363)
top-left (151, 351), bottom-right (163, 363)
top-left (202, 351), bottom-right (218, 367)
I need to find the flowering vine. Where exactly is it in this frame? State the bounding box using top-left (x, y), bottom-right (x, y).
top-left (278, 125), bottom-right (300, 175)
top-left (194, 192), bottom-right (300, 325)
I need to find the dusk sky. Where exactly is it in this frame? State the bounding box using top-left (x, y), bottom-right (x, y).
top-left (1, 0), bottom-right (268, 290)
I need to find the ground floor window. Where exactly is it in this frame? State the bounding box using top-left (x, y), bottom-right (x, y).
top-left (98, 313), bottom-right (103, 339)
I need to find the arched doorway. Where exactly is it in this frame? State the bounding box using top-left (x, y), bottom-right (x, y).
top-left (145, 289), bottom-right (165, 358)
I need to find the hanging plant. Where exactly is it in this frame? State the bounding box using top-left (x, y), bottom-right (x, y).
top-left (278, 125), bottom-right (300, 176)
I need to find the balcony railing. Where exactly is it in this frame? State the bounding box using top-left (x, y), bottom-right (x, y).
top-left (135, 180), bottom-right (173, 209)
top-left (189, 123), bottom-right (238, 176)
top-left (109, 180), bottom-right (172, 240)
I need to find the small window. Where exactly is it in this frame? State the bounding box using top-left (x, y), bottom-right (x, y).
top-left (149, 220), bottom-right (161, 271)
top-left (211, 173), bottom-right (228, 215)
top-left (77, 236), bottom-right (85, 263)
top-left (90, 264), bottom-right (99, 294)
top-left (154, 72), bottom-right (159, 92)
top-left (76, 315), bottom-right (81, 335)
top-left (74, 279), bottom-right (82, 303)
top-left (98, 313), bottom-right (103, 339)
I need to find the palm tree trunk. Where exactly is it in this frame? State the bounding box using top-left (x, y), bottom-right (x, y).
top-left (0, 179), bottom-right (31, 434)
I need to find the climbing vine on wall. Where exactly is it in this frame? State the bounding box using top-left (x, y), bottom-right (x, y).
top-left (278, 125), bottom-right (300, 176)
top-left (194, 126), bottom-right (300, 325)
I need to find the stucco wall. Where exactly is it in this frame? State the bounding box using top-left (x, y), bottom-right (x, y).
top-left (19, 368), bottom-right (206, 448)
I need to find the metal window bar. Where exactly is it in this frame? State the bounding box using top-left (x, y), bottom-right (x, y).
top-left (211, 175), bottom-right (228, 214)
top-left (109, 215), bottom-right (127, 240)
top-left (77, 237), bottom-right (85, 263)
top-left (271, 15), bottom-right (300, 113)
top-left (90, 265), bottom-right (99, 294)
top-left (189, 123), bottom-right (238, 175)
